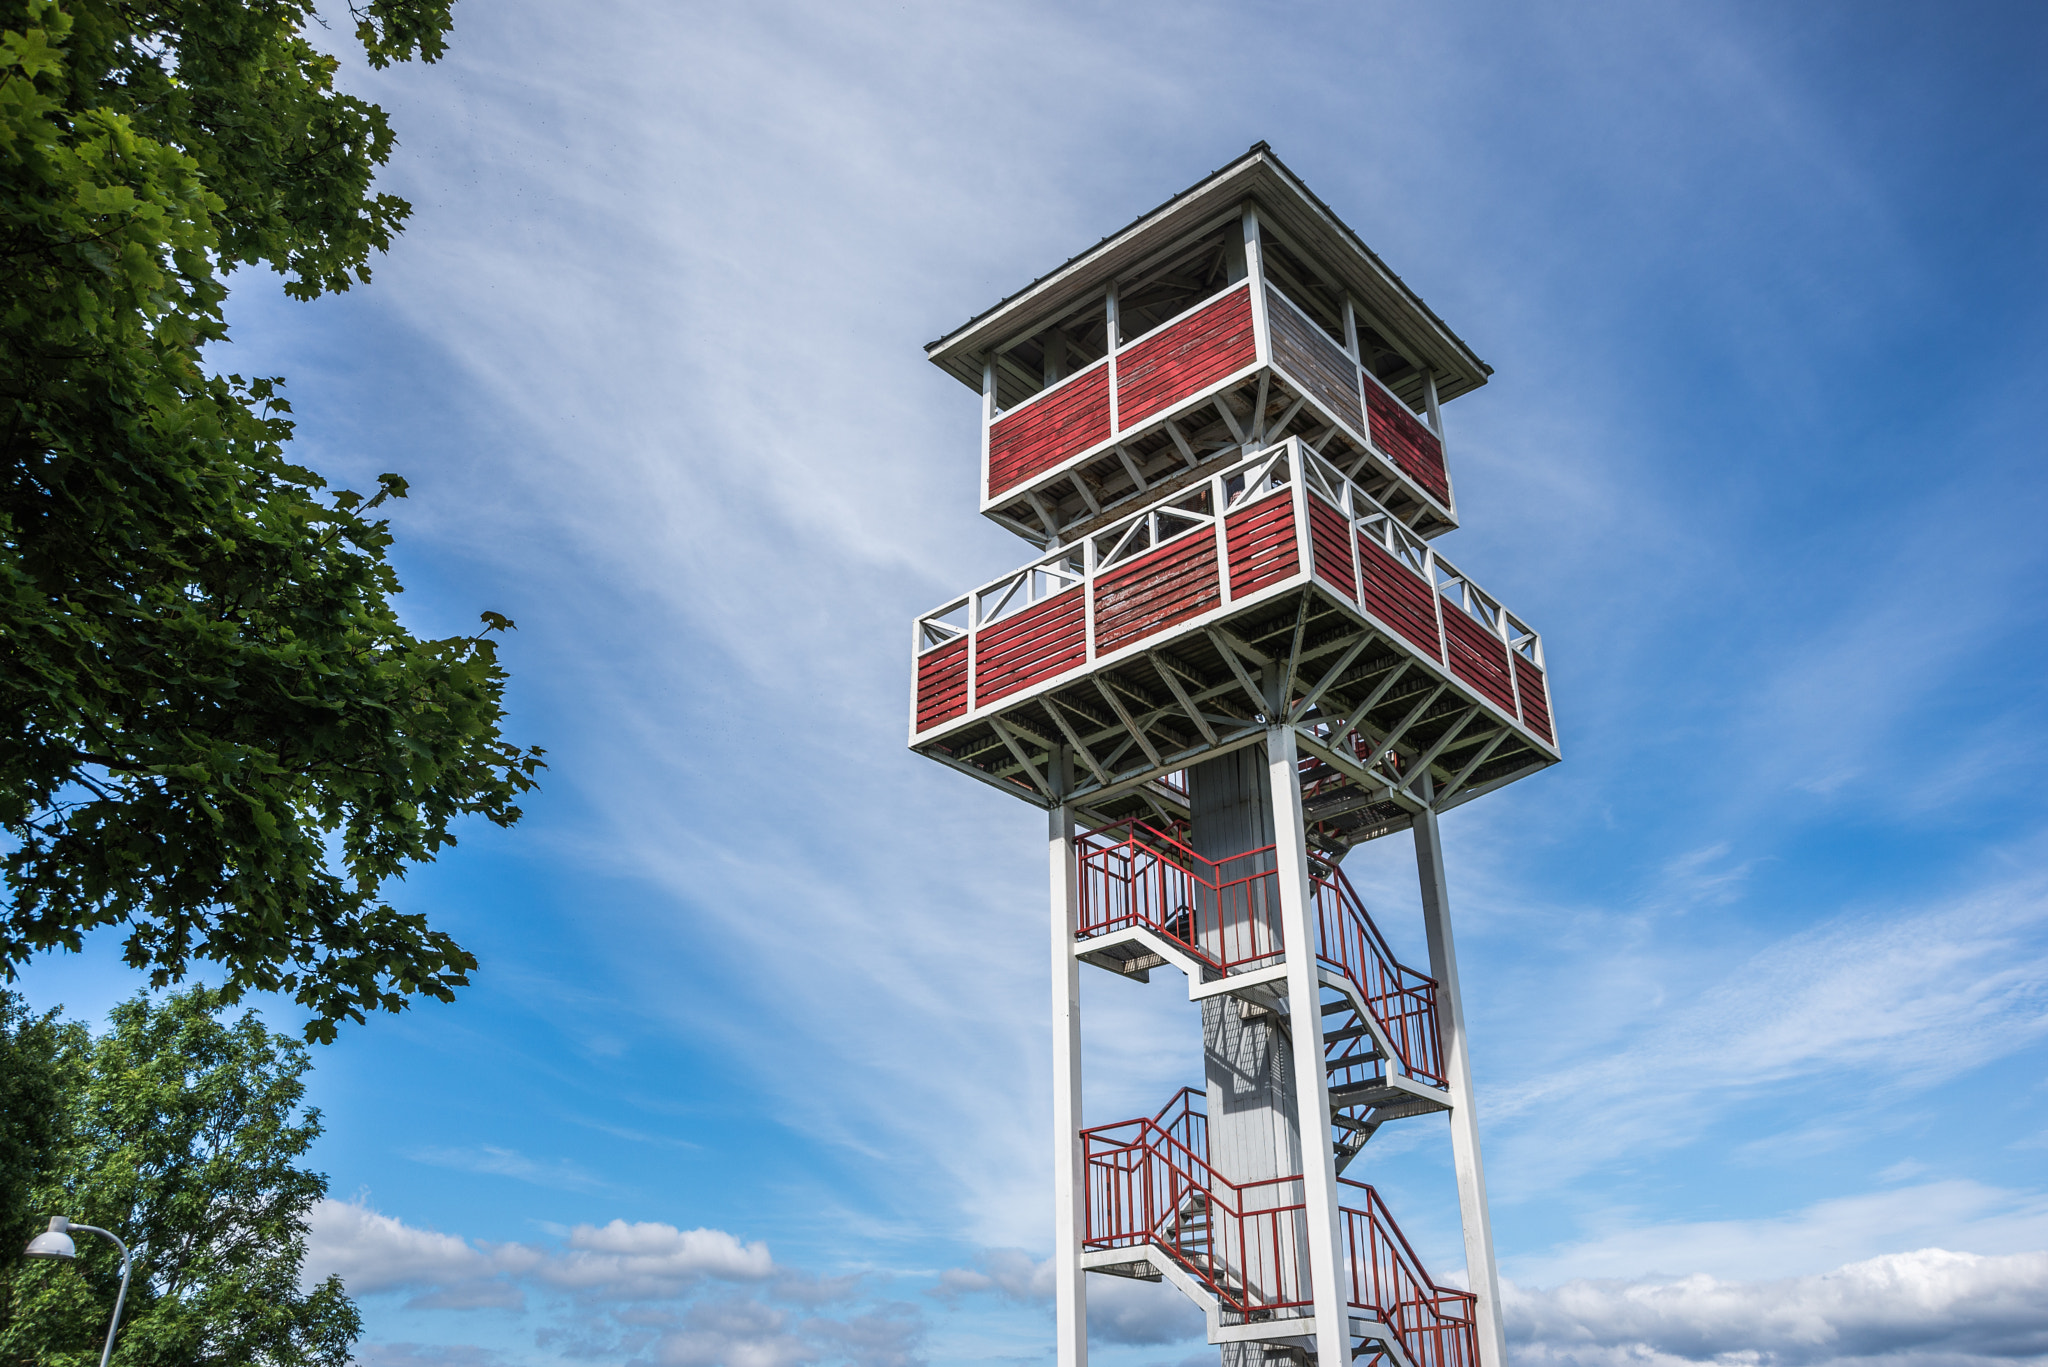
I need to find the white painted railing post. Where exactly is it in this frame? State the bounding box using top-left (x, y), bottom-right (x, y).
top-left (1049, 748), bottom-right (1089, 1367)
top-left (1413, 792), bottom-right (1508, 1367)
top-left (1266, 724), bottom-right (1351, 1364)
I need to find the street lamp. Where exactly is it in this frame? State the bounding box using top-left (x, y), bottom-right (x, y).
top-left (25, 1216), bottom-right (133, 1367)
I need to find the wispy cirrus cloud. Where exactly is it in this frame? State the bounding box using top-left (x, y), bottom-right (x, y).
top-left (1484, 870), bottom-right (2048, 1192)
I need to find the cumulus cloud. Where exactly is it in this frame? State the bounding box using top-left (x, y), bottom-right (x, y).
top-left (307, 1201), bottom-right (921, 1365)
top-left (931, 1249), bottom-right (1202, 1348)
top-left (307, 1200), bottom-right (518, 1309)
top-left (1510, 1247), bottom-right (2048, 1367)
top-left (1509, 1180), bottom-right (2048, 1286)
top-left (535, 1220), bottom-right (775, 1297)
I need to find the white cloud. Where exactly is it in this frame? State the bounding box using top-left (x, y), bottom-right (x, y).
top-left (1509, 1247), bottom-right (2048, 1367)
top-left (409, 1144), bottom-right (606, 1192)
top-left (310, 1201), bottom-right (777, 1305)
top-left (308, 1200), bottom-right (922, 1365)
top-left (931, 1249), bottom-right (1202, 1348)
top-left (1511, 1182), bottom-right (2048, 1287)
top-left (537, 1220), bottom-right (775, 1296)
top-left (307, 1199), bottom-right (518, 1309)
top-left (1484, 873), bottom-right (2048, 1191)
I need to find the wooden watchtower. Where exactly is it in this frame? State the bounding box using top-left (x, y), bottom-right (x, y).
top-left (911, 143), bottom-right (1557, 1367)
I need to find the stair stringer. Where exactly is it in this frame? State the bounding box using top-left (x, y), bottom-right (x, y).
top-left (1078, 1246), bottom-right (1417, 1366)
top-left (1316, 966), bottom-right (1452, 1110)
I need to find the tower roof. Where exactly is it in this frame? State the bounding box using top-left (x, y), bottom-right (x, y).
top-left (925, 144), bottom-right (1492, 402)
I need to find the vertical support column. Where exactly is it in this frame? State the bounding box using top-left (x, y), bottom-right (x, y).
top-left (1422, 366), bottom-right (1444, 439)
top-left (1244, 204), bottom-right (1271, 369)
top-left (1413, 798), bottom-right (1507, 1367)
top-left (1048, 756), bottom-right (1089, 1367)
top-left (1105, 287), bottom-right (1121, 438)
top-left (981, 353), bottom-right (999, 502)
top-left (1266, 725), bottom-right (1350, 1364)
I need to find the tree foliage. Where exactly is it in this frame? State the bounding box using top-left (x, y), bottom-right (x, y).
top-left (0, 987), bottom-right (359, 1366)
top-left (0, 0), bottom-right (544, 1041)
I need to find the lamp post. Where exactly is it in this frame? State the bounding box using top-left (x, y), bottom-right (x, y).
top-left (25, 1216), bottom-right (133, 1367)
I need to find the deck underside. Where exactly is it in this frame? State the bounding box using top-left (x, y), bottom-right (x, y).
top-left (912, 580), bottom-right (1556, 856)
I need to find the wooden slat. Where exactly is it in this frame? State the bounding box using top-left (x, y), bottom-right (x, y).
top-left (1306, 496), bottom-right (1356, 601)
top-left (1365, 382), bottom-right (1449, 505)
top-left (1115, 288), bottom-right (1257, 429)
top-left (1092, 534), bottom-right (1222, 655)
top-left (988, 362), bottom-right (1113, 496)
top-left (1513, 654), bottom-right (1552, 746)
top-left (1269, 288), bottom-right (1364, 434)
top-left (1442, 608), bottom-right (1515, 717)
top-left (915, 638), bottom-right (970, 731)
top-left (975, 589), bottom-right (1088, 705)
top-left (1224, 494), bottom-right (1300, 597)
top-left (1358, 538), bottom-right (1440, 658)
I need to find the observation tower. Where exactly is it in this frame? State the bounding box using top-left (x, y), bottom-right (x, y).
top-left (909, 144), bottom-right (1558, 1367)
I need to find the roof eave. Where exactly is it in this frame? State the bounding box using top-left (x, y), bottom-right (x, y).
top-left (923, 145), bottom-right (1492, 401)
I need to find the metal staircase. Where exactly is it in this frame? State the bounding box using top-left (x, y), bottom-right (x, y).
top-left (1081, 1089), bottom-right (1478, 1367)
top-left (1075, 817), bottom-right (1453, 1166)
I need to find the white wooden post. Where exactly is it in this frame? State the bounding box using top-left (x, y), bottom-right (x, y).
top-left (1243, 204), bottom-right (1271, 369)
top-left (1105, 287), bottom-right (1121, 438)
top-left (1413, 797), bottom-right (1507, 1367)
top-left (1049, 765), bottom-right (1089, 1367)
top-left (1423, 366), bottom-right (1445, 440)
top-left (982, 353), bottom-right (999, 502)
top-left (1266, 725), bottom-right (1350, 1365)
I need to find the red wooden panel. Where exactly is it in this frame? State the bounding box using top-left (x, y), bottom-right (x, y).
top-left (1443, 608), bottom-right (1516, 717)
top-left (915, 639), bottom-right (969, 732)
top-left (988, 362), bottom-right (1112, 497)
top-left (975, 589), bottom-right (1087, 705)
top-left (1307, 497), bottom-right (1356, 601)
top-left (1115, 288), bottom-right (1258, 429)
top-left (1093, 533), bottom-right (1221, 655)
top-left (1514, 654), bottom-right (1553, 746)
top-left (1366, 383), bottom-right (1450, 506)
top-left (1225, 495), bottom-right (1299, 598)
top-left (1358, 538), bottom-right (1441, 658)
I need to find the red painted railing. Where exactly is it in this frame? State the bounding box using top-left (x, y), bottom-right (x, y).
top-left (1311, 872), bottom-right (1444, 1089)
top-left (1076, 820), bottom-right (1444, 1088)
top-left (1340, 1179), bottom-right (1478, 1367)
top-left (1084, 1091), bottom-right (1478, 1367)
top-left (1077, 821), bottom-right (1285, 975)
top-left (1082, 1089), bottom-right (1311, 1317)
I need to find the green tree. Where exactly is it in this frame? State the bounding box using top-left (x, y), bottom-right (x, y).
top-left (0, 995), bottom-right (75, 1254)
top-left (0, 0), bottom-right (544, 1042)
top-left (0, 987), bottom-right (359, 1366)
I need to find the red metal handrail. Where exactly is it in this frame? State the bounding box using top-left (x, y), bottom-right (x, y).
top-left (1340, 1178), bottom-right (1478, 1367)
top-left (1084, 1092), bottom-right (1478, 1367)
top-left (1082, 1091), bottom-right (1311, 1317)
top-left (1076, 820), bottom-right (1444, 1088)
top-left (1076, 819), bottom-right (1285, 974)
top-left (1309, 869), bottom-right (1444, 1089)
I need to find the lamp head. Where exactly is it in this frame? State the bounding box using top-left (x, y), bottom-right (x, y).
top-left (24, 1217), bottom-right (76, 1260)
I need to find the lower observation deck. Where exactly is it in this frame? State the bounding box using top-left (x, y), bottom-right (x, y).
top-left (909, 439), bottom-right (1558, 847)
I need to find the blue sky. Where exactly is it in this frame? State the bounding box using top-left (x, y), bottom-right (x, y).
top-left (14, 1), bottom-right (2048, 1364)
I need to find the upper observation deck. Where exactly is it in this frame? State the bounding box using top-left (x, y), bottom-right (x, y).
top-left (908, 438), bottom-right (1557, 851)
top-left (925, 145), bottom-right (1491, 552)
